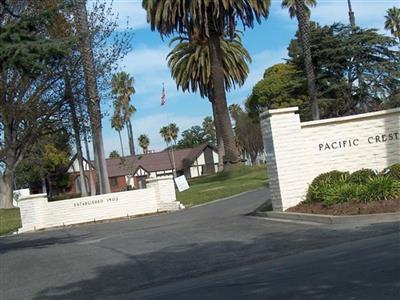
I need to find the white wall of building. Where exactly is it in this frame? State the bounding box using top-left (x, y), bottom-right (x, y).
top-left (17, 177), bottom-right (181, 233)
top-left (260, 107), bottom-right (400, 211)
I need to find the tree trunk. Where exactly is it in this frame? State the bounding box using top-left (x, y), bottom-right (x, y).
top-left (211, 100), bottom-right (225, 172)
top-left (208, 33), bottom-right (241, 165)
top-left (0, 170), bottom-right (14, 209)
top-left (295, 0), bottom-right (319, 120)
top-left (127, 119), bottom-right (135, 156)
top-left (41, 178), bottom-right (47, 194)
top-left (65, 73), bottom-right (88, 197)
top-left (82, 120), bottom-right (95, 195)
top-left (347, 0), bottom-right (356, 30)
top-left (118, 130), bottom-right (125, 157)
top-left (74, 0), bottom-right (110, 194)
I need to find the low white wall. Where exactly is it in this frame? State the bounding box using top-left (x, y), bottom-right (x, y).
top-left (18, 177), bottom-right (180, 233)
top-left (260, 107), bottom-right (400, 211)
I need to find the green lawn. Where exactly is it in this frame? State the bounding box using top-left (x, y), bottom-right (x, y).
top-left (0, 208), bottom-right (21, 236)
top-left (176, 165), bottom-right (268, 206)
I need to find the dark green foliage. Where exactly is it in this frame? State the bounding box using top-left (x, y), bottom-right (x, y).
top-left (176, 126), bottom-right (207, 149)
top-left (310, 181), bottom-right (359, 206)
top-left (0, 9), bottom-right (71, 75)
top-left (306, 168), bottom-right (400, 206)
top-left (349, 169), bottom-right (377, 184)
top-left (306, 171), bottom-right (350, 203)
top-left (246, 63), bottom-right (311, 121)
top-left (287, 22), bottom-right (400, 118)
top-left (384, 163), bottom-right (400, 180)
top-left (357, 176), bottom-right (400, 203)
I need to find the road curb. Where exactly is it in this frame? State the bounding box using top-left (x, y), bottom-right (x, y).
top-left (190, 187), bottom-right (267, 209)
top-left (254, 211), bottom-right (400, 225)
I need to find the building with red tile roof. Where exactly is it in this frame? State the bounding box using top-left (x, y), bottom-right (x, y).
top-left (67, 143), bottom-right (219, 194)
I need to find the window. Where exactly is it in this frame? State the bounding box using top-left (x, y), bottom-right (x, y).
top-left (110, 177), bottom-right (118, 187)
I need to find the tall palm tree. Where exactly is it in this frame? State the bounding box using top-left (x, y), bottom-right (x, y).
top-left (143, 0), bottom-right (270, 165)
top-left (385, 7), bottom-right (400, 44)
top-left (282, 0), bottom-right (319, 120)
top-left (138, 134), bottom-right (150, 154)
top-left (160, 123), bottom-right (179, 146)
top-left (160, 124), bottom-right (179, 177)
top-left (228, 104), bottom-right (243, 123)
top-left (111, 112), bottom-right (125, 157)
top-left (281, 0), bottom-right (316, 18)
top-left (73, 0), bottom-right (110, 194)
top-left (167, 33), bottom-right (251, 170)
top-left (160, 126), bottom-right (172, 145)
top-left (111, 71), bottom-right (136, 155)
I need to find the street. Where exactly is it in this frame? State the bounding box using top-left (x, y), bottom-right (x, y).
top-left (1, 188), bottom-right (399, 299)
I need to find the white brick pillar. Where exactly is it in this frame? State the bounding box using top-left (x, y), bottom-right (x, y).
top-left (260, 107), bottom-right (307, 211)
top-left (146, 176), bottom-right (179, 211)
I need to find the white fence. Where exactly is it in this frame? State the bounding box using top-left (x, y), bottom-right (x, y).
top-left (18, 177), bottom-right (181, 233)
top-left (260, 107), bottom-right (400, 211)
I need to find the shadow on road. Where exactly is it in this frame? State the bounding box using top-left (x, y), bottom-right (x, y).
top-left (0, 233), bottom-right (89, 254)
top-left (30, 222), bottom-right (400, 300)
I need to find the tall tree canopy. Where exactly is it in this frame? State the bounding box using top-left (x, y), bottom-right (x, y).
top-left (0, 3), bottom-right (71, 208)
top-left (143, 0), bottom-right (270, 165)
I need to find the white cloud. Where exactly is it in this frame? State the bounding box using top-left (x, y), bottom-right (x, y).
top-left (276, 0), bottom-right (398, 30)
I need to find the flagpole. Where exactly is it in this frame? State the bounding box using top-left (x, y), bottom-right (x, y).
top-left (161, 83), bottom-right (177, 179)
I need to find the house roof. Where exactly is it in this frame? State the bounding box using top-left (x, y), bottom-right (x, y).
top-left (104, 143), bottom-right (216, 178)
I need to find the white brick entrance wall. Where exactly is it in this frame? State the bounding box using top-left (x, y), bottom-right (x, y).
top-left (17, 176), bottom-right (181, 232)
top-left (260, 107), bottom-right (400, 211)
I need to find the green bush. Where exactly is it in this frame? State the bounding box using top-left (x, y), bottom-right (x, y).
top-left (309, 181), bottom-right (359, 206)
top-left (384, 163), bottom-right (400, 180)
top-left (305, 170), bottom-right (349, 202)
top-left (349, 169), bottom-right (377, 184)
top-left (357, 176), bottom-right (400, 203)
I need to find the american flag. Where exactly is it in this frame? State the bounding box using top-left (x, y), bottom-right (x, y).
top-left (160, 83), bottom-right (166, 106)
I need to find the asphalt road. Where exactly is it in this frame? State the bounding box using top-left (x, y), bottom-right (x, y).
top-left (1, 188), bottom-right (399, 300)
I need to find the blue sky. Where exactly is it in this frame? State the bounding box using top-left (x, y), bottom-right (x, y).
top-left (93, 0), bottom-right (398, 155)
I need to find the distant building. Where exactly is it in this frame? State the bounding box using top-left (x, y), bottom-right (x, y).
top-left (67, 143), bottom-right (220, 194)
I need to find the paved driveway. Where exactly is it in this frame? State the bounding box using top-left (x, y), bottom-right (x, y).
top-left (1, 188), bottom-right (399, 299)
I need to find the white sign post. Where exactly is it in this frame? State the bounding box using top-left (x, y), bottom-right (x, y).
top-left (174, 175), bottom-right (190, 192)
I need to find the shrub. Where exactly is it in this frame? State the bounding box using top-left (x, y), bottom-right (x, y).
top-left (305, 170), bottom-right (349, 202)
top-left (384, 163), bottom-right (400, 180)
top-left (309, 181), bottom-right (360, 206)
top-left (357, 176), bottom-right (400, 203)
top-left (349, 169), bottom-right (377, 184)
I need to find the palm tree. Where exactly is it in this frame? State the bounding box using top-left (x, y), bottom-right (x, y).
top-left (282, 0), bottom-right (319, 120)
top-left (138, 134), bottom-right (150, 154)
top-left (228, 104), bottom-right (243, 123)
top-left (143, 0), bottom-right (270, 165)
top-left (281, 0), bottom-right (316, 18)
top-left (111, 112), bottom-right (125, 157)
top-left (160, 124), bottom-right (179, 177)
top-left (385, 7), bottom-right (400, 44)
top-left (73, 0), bottom-right (110, 194)
top-left (167, 33), bottom-right (251, 170)
top-left (160, 123), bottom-right (179, 146)
top-left (111, 71), bottom-right (136, 155)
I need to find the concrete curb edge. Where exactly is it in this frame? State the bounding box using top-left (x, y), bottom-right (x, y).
top-left (254, 211), bottom-right (400, 225)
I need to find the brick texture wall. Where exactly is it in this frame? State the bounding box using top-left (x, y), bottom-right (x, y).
top-left (18, 176), bottom-right (180, 232)
top-left (261, 107), bottom-right (400, 211)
